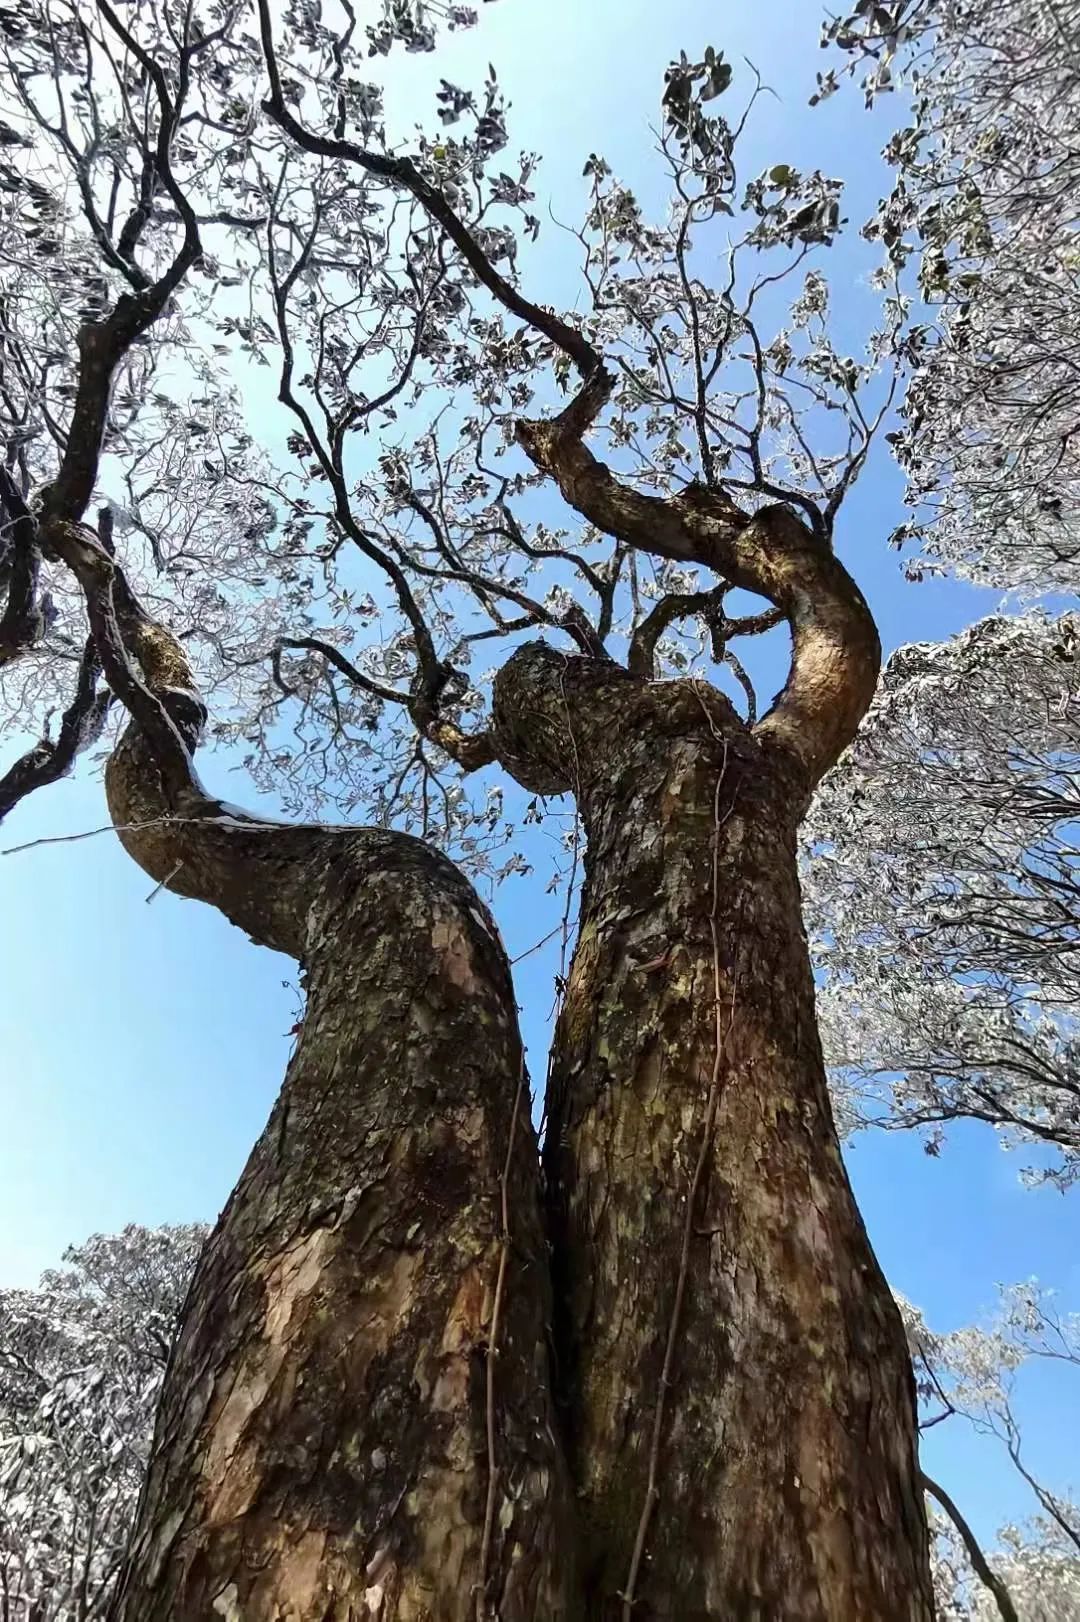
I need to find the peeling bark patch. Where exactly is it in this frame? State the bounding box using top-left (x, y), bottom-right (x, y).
top-left (269, 1530), bottom-right (328, 1615)
top-left (264, 1229), bottom-right (333, 1345)
top-left (211, 1582), bottom-right (241, 1619)
top-left (202, 1365), bottom-right (276, 1525)
top-left (441, 1266), bottom-right (488, 1355)
top-left (431, 917), bottom-right (483, 995)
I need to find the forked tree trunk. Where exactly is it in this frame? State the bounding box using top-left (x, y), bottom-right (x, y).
top-left (492, 643), bottom-right (935, 1619)
top-left (105, 716), bottom-right (575, 1620)
top-left (102, 563), bottom-right (933, 1616)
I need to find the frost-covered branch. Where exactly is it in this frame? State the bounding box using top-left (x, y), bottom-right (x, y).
top-left (0, 0), bottom-right (290, 822)
top-left (0, 1224), bottom-right (207, 1622)
top-left (823, 0), bottom-right (1080, 595)
top-left (804, 612), bottom-right (1080, 1186)
top-left (895, 1285), bottom-right (1080, 1619)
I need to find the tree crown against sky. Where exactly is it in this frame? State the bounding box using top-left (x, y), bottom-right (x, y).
top-left (0, 0), bottom-right (914, 847)
top-left (0, 0), bottom-right (1078, 1613)
top-left (901, 1281), bottom-right (1080, 1620)
top-left (821, 0), bottom-right (1080, 594)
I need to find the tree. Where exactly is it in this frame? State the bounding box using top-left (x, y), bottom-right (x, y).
top-left (802, 2), bottom-right (1080, 1187)
top-left (0, 1224), bottom-right (207, 1621)
top-left (803, 610), bottom-right (1080, 1187)
top-left (899, 1283), bottom-right (1080, 1620)
top-left (0, 2), bottom-right (937, 1615)
top-left (820, 0), bottom-right (1080, 594)
top-left (12, 1231), bottom-right (1073, 1622)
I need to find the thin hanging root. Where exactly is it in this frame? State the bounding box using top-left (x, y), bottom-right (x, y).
top-left (475, 1057), bottom-right (527, 1620)
top-left (621, 703), bottom-right (739, 1617)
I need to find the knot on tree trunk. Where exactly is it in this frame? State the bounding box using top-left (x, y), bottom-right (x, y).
top-left (490, 640), bottom-right (746, 803)
top-left (491, 642), bottom-right (617, 796)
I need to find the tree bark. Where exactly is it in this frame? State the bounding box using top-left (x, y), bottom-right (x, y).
top-left (491, 643), bottom-right (934, 1620)
top-left (88, 470), bottom-right (932, 1614)
top-left (105, 706), bottom-right (575, 1619)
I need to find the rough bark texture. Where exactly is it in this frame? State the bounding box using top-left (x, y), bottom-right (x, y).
top-left (106, 712), bottom-right (575, 1620)
top-left (84, 403), bottom-right (932, 1613)
top-left (491, 643), bottom-right (934, 1620)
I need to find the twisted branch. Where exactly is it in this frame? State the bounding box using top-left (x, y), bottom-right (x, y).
top-left (517, 375), bottom-right (880, 788)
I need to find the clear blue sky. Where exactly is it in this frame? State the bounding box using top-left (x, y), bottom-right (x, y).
top-left (2, 0), bottom-right (1076, 1552)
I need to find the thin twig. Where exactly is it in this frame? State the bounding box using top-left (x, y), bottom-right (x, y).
top-left (547, 666), bottom-right (585, 1031)
top-left (144, 858), bottom-right (184, 903)
top-left (557, 812), bottom-right (582, 992)
top-left (2, 812), bottom-right (295, 858)
top-left (510, 923), bottom-right (563, 966)
top-left (475, 1058), bottom-right (527, 1619)
top-left (258, 0), bottom-right (601, 381)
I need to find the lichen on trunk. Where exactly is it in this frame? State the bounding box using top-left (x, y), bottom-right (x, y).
top-left (492, 643), bottom-right (935, 1619)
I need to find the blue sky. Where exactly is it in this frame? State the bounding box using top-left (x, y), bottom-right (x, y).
top-left (2, 0), bottom-right (1077, 1553)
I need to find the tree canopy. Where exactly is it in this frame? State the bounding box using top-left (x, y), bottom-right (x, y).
top-left (0, 0), bottom-right (909, 846)
top-left (804, 611), bottom-right (1080, 1187)
top-left (822, 0), bottom-right (1080, 593)
top-left (0, 0), bottom-right (1078, 1614)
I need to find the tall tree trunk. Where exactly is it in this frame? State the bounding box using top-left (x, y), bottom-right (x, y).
top-left (104, 697), bottom-right (575, 1620)
top-left (91, 486), bottom-right (933, 1615)
top-left (492, 643), bottom-right (934, 1619)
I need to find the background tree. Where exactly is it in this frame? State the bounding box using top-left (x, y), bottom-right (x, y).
top-left (900, 1284), bottom-right (1080, 1619)
top-left (803, 610), bottom-right (1080, 1186)
top-left (821, 0), bottom-right (1080, 595)
top-left (0, 1224), bottom-right (207, 1622)
top-left (800, 0), bottom-right (1080, 1186)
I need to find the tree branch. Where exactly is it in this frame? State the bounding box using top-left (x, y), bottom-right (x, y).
top-left (37, 0), bottom-right (203, 526)
top-left (257, 0), bottom-right (600, 379)
top-left (45, 517), bottom-right (201, 804)
top-left (0, 639), bottom-right (108, 823)
top-left (0, 465), bottom-right (43, 666)
top-left (275, 635), bottom-right (409, 709)
top-left (628, 586), bottom-right (724, 678)
top-left (920, 1471), bottom-right (1019, 1622)
top-left (263, 192), bottom-right (454, 718)
top-left (517, 375), bottom-right (880, 788)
